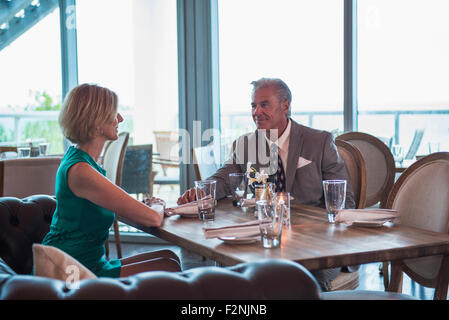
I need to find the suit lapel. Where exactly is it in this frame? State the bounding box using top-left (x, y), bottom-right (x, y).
top-left (286, 120), bottom-right (304, 192)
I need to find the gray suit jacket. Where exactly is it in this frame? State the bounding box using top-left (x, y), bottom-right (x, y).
top-left (208, 120), bottom-right (355, 209)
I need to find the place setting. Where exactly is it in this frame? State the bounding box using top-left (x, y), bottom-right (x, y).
top-left (323, 179), bottom-right (400, 228)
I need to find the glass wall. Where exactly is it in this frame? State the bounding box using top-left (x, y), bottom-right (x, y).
top-left (358, 0), bottom-right (449, 157)
top-left (218, 0), bottom-right (344, 151)
top-left (0, 8), bottom-right (63, 154)
top-left (76, 0), bottom-right (179, 202)
top-left (76, 0), bottom-right (178, 144)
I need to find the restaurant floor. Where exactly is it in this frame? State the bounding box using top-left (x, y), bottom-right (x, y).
top-left (108, 239), bottom-right (443, 300)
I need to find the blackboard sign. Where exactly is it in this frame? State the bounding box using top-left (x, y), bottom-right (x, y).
top-left (121, 144), bottom-right (153, 195)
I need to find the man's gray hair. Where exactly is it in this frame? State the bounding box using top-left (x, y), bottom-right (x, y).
top-left (250, 78), bottom-right (292, 117)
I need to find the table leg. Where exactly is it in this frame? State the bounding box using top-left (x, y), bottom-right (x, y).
top-left (387, 260), bottom-right (403, 293)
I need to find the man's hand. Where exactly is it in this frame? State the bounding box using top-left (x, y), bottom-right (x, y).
top-left (177, 188), bottom-right (197, 205)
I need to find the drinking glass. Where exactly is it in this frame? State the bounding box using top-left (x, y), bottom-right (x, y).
top-left (428, 141), bottom-right (440, 154)
top-left (18, 147), bottom-right (31, 158)
top-left (228, 173), bottom-right (246, 206)
top-left (322, 180), bottom-right (346, 223)
top-left (391, 144), bottom-right (404, 166)
top-left (257, 193), bottom-right (285, 248)
top-left (254, 182), bottom-right (275, 202)
top-left (194, 180), bottom-right (217, 221)
top-left (38, 143), bottom-right (49, 156)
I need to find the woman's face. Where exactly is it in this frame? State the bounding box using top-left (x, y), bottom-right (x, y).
top-left (100, 112), bottom-right (123, 140)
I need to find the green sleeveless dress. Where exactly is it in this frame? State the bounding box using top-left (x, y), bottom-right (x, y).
top-left (42, 146), bottom-right (121, 278)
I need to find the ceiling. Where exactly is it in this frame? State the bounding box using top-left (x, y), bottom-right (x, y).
top-left (0, 0), bottom-right (58, 51)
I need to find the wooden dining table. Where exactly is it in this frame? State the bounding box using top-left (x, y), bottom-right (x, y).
top-left (121, 198), bottom-right (449, 277)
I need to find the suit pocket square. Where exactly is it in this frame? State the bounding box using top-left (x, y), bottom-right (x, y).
top-left (297, 157), bottom-right (312, 169)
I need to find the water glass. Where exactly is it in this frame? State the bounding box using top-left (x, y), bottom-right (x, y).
top-left (38, 143), bottom-right (49, 156)
top-left (254, 182), bottom-right (275, 201)
top-left (257, 194), bottom-right (285, 248)
top-left (228, 173), bottom-right (246, 206)
top-left (391, 144), bottom-right (404, 165)
top-left (322, 180), bottom-right (347, 223)
top-left (194, 180), bottom-right (217, 221)
top-left (428, 141), bottom-right (440, 154)
top-left (18, 147), bottom-right (31, 158)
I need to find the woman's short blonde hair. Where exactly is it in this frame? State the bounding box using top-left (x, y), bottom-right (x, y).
top-left (59, 83), bottom-right (118, 144)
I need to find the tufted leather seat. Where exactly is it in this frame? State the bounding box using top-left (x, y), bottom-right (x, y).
top-left (0, 195), bottom-right (56, 274)
top-left (0, 195), bottom-right (416, 300)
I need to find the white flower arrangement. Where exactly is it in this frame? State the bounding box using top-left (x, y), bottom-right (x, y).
top-left (246, 162), bottom-right (269, 187)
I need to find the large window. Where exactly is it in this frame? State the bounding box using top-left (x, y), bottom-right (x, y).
top-left (218, 0), bottom-right (344, 145)
top-left (358, 0), bottom-right (449, 156)
top-left (0, 8), bottom-right (63, 154)
top-left (76, 0), bottom-right (178, 147)
top-left (76, 0), bottom-right (179, 203)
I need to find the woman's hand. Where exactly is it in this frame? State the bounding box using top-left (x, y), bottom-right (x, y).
top-left (143, 196), bottom-right (166, 214)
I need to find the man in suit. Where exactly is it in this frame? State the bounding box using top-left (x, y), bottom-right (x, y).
top-left (178, 78), bottom-right (356, 291)
top-left (178, 77), bottom-right (355, 209)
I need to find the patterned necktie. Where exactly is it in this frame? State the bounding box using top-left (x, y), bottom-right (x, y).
top-left (274, 152), bottom-right (286, 192)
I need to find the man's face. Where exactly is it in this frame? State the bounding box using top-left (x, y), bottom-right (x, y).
top-left (251, 86), bottom-right (289, 134)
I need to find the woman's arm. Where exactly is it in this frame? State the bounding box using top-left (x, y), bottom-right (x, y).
top-left (67, 162), bottom-right (164, 227)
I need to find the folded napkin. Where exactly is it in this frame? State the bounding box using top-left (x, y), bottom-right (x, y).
top-left (240, 196), bottom-right (294, 208)
top-left (241, 198), bottom-right (256, 207)
top-left (335, 208), bottom-right (400, 225)
top-left (166, 202), bottom-right (198, 215)
top-left (203, 220), bottom-right (261, 239)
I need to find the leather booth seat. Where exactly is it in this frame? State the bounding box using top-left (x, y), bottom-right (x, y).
top-left (0, 195), bottom-right (415, 300)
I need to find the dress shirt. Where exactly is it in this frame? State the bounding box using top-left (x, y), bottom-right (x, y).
top-left (264, 118), bottom-right (291, 174)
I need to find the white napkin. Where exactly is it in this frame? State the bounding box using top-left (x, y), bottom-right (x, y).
top-left (241, 198), bottom-right (256, 207)
top-left (166, 202), bottom-right (198, 215)
top-left (203, 220), bottom-right (261, 239)
top-left (335, 208), bottom-right (400, 225)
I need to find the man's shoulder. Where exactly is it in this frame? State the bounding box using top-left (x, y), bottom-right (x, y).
top-left (291, 120), bottom-right (333, 140)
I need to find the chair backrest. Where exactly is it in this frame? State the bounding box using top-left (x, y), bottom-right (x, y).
top-left (193, 145), bottom-right (219, 180)
top-left (121, 144), bottom-right (153, 196)
top-left (0, 156), bottom-right (62, 197)
top-left (386, 152), bottom-right (449, 286)
top-left (0, 146), bottom-right (18, 153)
top-left (335, 139), bottom-right (367, 209)
top-left (153, 130), bottom-right (180, 162)
top-left (0, 146), bottom-right (18, 159)
top-left (337, 131), bottom-right (395, 208)
top-left (102, 132), bottom-right (130, 186)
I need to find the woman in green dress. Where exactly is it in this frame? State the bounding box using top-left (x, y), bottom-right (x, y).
top-left (42, 83), bottom-right (181, 278)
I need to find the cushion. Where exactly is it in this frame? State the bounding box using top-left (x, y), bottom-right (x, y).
top-left (0, 258), bottom-right (16, 275)
top-left (32, 244), bottom-right (97, 286)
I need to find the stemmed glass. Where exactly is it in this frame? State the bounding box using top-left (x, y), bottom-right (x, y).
top-left (228, 173), bottom-right (246, 206)
top-left (391, 144), bottom-right (404, 166)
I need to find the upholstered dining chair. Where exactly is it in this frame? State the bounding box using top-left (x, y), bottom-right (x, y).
top-left (0, 156), bottom-right (62, 198)
top-left (121, 144), bottom-right (154, 199)
top-left (385, 152), bottom-right (449, 300)
top-left (193, 144), bottom-right (219, 180)
top-left (326, 140), bottom-right (367, 291)
top-left (101, 132), bottom-right (130, 260)
top-left (337, 131), bottom-right (395, 208)
top-left (152, 130), bottom-right (180, 175)
top-left (0, 146), bottom-right (18, 153)
top-left (0, 146), bottom-right (18, 159)
top-left (327, 140), bottom-right (381, 292)
top-left (335, 139), bottom-right (367, 209)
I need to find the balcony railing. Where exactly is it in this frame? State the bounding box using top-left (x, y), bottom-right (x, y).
top-left (223, 109), bottom-right (449, 146)
top-left (1, 108), bottom-right (448, 149)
